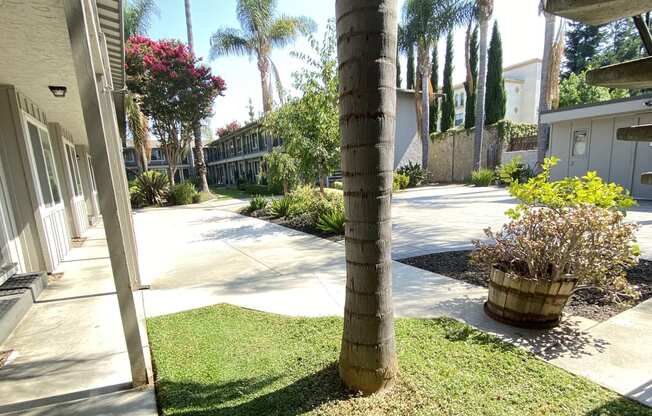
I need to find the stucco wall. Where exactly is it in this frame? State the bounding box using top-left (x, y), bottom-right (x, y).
top-left (501, 150), bottom-right (538, 169)
top-left (428, 126), bottom-right (502, 183)
top-left (395, 90), bottom-right (421, 169)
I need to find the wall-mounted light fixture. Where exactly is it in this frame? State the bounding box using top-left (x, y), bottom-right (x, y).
top-left (48, 85), bottom-right (67, 98)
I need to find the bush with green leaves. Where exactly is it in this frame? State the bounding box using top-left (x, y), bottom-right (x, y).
top-left (248, 195), bottom-right (268, 213)
top-left (168, 182), bottom-right (198, 206)
top-left (132, 170), bottom-right (170, 207)
top-left (316, 207), bottom-right (346, 234)
top-left (331, 181), bottom-right (343, 190)
top-left (396, 161), bottom-right (426, 187)
top-left (507, 157), bottom-right (635, 219)
top-left (496, 156), bottom-right (534, 186)
top-left (470, 169), bottom-right (495, 187)
top-left (269, 196), bottom-right (292, 218)
top-left (393, 173), bottom-right (410, 191)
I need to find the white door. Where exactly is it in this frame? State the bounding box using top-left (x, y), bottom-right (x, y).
top-left (25, 118), bottom-right (70, 271)
top-left (568, 122), bottom-right (591, 178)
top-left (64, 142), bottom-right (89, 236)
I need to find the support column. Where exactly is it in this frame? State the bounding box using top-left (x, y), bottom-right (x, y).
top-left (64, 0), bottom-right (149, 387)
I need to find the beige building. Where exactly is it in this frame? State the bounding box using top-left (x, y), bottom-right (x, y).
top-left (0, 0), bottom-right (150, 392)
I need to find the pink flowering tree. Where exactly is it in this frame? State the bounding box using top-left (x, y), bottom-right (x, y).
top-left (126, 36), bottom-right (226, 185)
top-left (216, 120), bottom-right (242, 138)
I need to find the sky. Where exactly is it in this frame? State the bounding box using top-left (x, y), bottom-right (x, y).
top-left (147, 0), bottom-right (546, 133)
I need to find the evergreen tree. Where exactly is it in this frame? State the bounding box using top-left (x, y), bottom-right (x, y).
top-left (396, 47), bottom-right (402, 88)
top-left (464, 26), bottom-right (478, 129)
top-left (406, 43), bottom-right (415, 90)
top-left (429, 43), bottom-right (439, 133)
top-left (563, 21), bottom-right (603, 77)
top-left (441, 32), bottom-right (455, 132)
top-left (484, 21), bottom-right (505, 125)
top-left (601, 19), bottom-right (642, 66)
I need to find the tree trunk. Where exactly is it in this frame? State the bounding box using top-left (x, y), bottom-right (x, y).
top-left (139, 144), bottom-right (149, 173)
top-left (168, 165), bottom-right (176, 186)
top-left (258, 55), bottom-right (273, 113)
top-left (473, 14), bottom-right (490, 171)
top-left (417, 42), bottom-right (430, 169)
top-left (536, 12), bottom-right (556, 170)
top-left (335, 0), bottom-right (398, 395)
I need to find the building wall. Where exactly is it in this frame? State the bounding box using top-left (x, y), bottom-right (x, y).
top-left (394, 89), bottom-right (421, 169)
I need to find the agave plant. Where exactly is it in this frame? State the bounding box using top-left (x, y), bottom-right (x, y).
top-left (316, 208), bottom-right (345, 234)
top-left (269, 196), bottom-right (292, 218)
top-left (133, 170), bottom-right (170, 206)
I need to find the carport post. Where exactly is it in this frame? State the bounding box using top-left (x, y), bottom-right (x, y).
top-left (64, 0), bottom-right (150, 387)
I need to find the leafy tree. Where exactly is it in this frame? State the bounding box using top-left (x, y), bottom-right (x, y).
top-left (263, 24), bottom-right (339, 194)
top-left (209, 0), bottom-right (315, 113)
top-left (563, 21), bottom-right (603, 77)
top-left (441, 32), bottom-right (455, 132)
top-left (263, 148), bottom-right (298, 194)
top-left (600, 19), bottom-right (643, 67)
top-left (216, 121), bottom-right (242, 138)
top-left (126, 36), bottom-right (226, 184)
top-left (558, 69), bottom-right (629, 108)
top-left (484, 21), bottom-right (505, 125)
top-left (429, 43), bottom-right (439, 133)
top-left (336, 0), bottom-right (398, 394)
top-left (464, 25), bottom-right (478, 128)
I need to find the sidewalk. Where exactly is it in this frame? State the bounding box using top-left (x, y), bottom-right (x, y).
top-left (0, 225), bottom-right (157, 415)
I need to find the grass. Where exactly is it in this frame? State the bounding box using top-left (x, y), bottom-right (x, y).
top-left (209, 186), bottom-right (251, 200)
top-left (147, 305), bottom-right (651, 416)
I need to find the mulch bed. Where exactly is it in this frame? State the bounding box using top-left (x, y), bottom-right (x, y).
top-left (243, 210), bottom-right (344, 242)
top-left (399, 250), bottom-right (652, 322)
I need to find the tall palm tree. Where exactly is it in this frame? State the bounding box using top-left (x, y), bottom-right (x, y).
top-left (209, 0), bottom-right (315, 114)
top-left (403, 0), bottom-right (474, 169)
top-left (124, 0), bottom-right (159, 173)
top-left (472, 0), bottom-right (493, 171)
top-left (184, 0), bottom-right (210, 192)
top-left (336, 0), bottom-right (398, 394)
top-left (536, 2), bottom-right (559, 169)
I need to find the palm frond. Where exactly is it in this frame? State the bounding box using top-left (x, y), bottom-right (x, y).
top-left (209, 28), bottom-right (254, 60)
top-left (124, 0), bottom-right (160, 38)
top-left (237, 0), bottom-right (275, 38)
top-left (269, 15), bottom-right (316, 48)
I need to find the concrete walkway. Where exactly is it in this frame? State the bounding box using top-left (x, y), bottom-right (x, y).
top-left (0, 224), bottom-right (157, 415)
top-left (135, 186), bottom-right (652, 407)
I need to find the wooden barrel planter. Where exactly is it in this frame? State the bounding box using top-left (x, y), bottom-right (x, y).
top-left (484, 267), bottom-right (578, 329)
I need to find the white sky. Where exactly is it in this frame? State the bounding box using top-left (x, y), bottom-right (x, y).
top-left (148, 0), bottom-right (545, 132)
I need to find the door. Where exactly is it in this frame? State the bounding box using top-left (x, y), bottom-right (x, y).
top-left (25, 118), bottom-right (70, 270)
top-left (64, 142), bottom-right (89, 236)
top-left (568, 121), bottom-right (591, 178)
top-left (632, 113), bottom-right (652, 199)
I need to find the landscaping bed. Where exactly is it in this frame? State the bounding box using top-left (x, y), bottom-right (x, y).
top-left (399, 250), bottom-right (652, 322)
top-left (148, 304), bottom-right (651, 416)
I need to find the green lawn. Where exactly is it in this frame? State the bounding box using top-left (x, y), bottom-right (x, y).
top-left (209, 187), bottom-right (250, 200)
top-left (147, 304), bottom-right (651, 416)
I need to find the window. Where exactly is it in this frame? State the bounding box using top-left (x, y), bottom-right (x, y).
top-left (151, 148), bottom-right (164, 161)
top-left (65, 144), bottom-right (83, 197)
top-left (124, 149), bottom-right (135, 162)
top-left (460, 94), bottom-right (465, 107)
top-left (27, 122), bottom-right (61, 207)
top-left (572, 129), bottom-right (588, 156)
top-left (454, 113), bottom-right (464, 127)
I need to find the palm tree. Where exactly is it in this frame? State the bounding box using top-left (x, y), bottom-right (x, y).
top-left (335, 0), bottom-right (398, 394)
top-left (472, 0), bottom-right (493, 171)
top-left (184, 0), bottom-right (210, 192)
top-left (124, 0), bottom-right (159, 173)
top-left (403, 0), bottom-right (474, 169)
top-left (209, 0), bottom-right (315, 114)
top-left (536, 2), bottom-right (559, 169)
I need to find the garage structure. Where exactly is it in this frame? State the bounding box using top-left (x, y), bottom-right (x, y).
top-left (541, 95), bottom-right (652, 199)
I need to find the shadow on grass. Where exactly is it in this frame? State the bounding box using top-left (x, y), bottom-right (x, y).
top-left (156, 363), bottom-right (346, 416)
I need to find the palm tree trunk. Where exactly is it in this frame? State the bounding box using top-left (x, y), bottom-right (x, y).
top-left (473, 11), bottom-right (490, 171)
top-left (336, 0), bottom-right (398, 395)
top-left (184, 0), bottom-right (209, 192)
top-left (536, 11), bottom-right (556, 170)
top-left (417, 42), bottom-right (431, 169)
top-left (258, 55), bottom-right (273, 113)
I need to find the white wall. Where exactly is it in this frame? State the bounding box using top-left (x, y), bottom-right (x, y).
top-left (395, 90), bottom-right (421, 169)
top-left (501, 150), bottom-right (538, 169)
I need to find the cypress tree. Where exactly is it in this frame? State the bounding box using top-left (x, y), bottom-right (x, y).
top-left (485, 21), bottom-right (506, 125)
top-left (464, 26), bottom-right (478, 129)
top-left (396, 47), bottom-right (402, 88)
top-left (406, 43), bottom-right (415, 90)
top-left (429, 42), bottom-right (439, 133)
top-left (441, 32), bottom-right (455, 132)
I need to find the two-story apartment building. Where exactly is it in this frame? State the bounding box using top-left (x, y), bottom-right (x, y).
top-left (451, 58), bottom-right (542, 127)
top-left (123, 139), bottom-right (193, 182)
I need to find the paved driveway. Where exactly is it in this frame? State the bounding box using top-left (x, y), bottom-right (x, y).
top-left (134, 185), bottom-right (652, 405)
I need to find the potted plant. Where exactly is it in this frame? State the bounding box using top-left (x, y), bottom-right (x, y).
top-left (471, 157), bottom-right (640, 328)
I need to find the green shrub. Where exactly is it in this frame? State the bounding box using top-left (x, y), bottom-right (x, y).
top-left (332, 181), bottom-right (343, 190)
top-left (269, 197), bottom-right (292, 218)
top-left (287, 186), bottom-right (319, 218)
top-left (243, 184), bottom-right (274, 196)
top-left (397, 161), bottom-right (426, 187)
top-left (470, 169), bottom-right (495, 187)
top-left (192, 193), bottom-right (202, 204)
top-left (507, 157), bottom-right (636, 219)
top-left (393, 173), bottom-right (410, 191)
top-left (316, 208), bottom-right (346, 234)
top-left (496, 156), bottom-right (534, 186)
top-left (129, 184), bottom-right (145, 209)
top-left (168, 182), bottom-right (198, 205)
top-left (132, 170), bottom-right (170, 206)
top-left (248, 195), bottom-right (268, 213)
